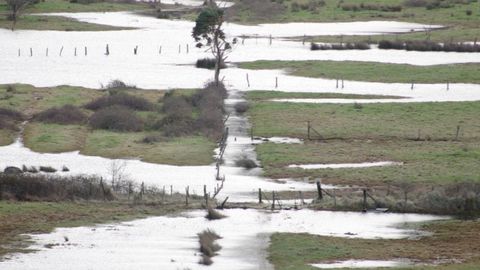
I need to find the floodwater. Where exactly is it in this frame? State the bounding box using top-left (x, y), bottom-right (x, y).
top-left (311, 259), bottom-right (413, 269)
top-left (288, 161), bottom-right (403, 169)
top-left (0, 209), bottom-right (446, 270)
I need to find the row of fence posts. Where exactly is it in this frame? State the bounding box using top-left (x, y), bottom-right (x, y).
top-left (257, 181), bottom-right (377, 212)
top-left (16, 43), bottom-right (194, 57)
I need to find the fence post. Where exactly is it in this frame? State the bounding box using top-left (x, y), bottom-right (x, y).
top-left (185, 186), bottom-right (189, 206)
top-left (302, 34), bottom-right (306, 45)
top-left (105, 44), bottom-right (109, 56)
top-left (186, 44), bottom-right (189, 53)
top-left (46, 48), bottom-right (49, 57)
top-left (30, 48), bottom-right (32, 57)
top-left (159, 46), bottom-right (162, 54)
top-left (316, 181), bottom-right (323, 200)
top-left (170, 185), bottom-right (173, 196)
top-left (258, 188), bottom-right (262, 203)
top-left (178, 44), bottom-right (181, 54)
top-left (59, 46), bottom-right (64, 56)
top-left (246, 73), bottom-right (250, 87)
top-left (162, 185), bottom-right (165, 203)
top-left (362, 189), bottom-right (367, 212)
top-left (341, 79), bottom-right (344, 89)
top-left (411, 82), bottom-right (414, 90)
top-left (447, 81), bottom-right (450, 91)
top-left (269, 34), bottom-right (272, 45)
top-left (336, 79), bottom-right (339, 89)
top-left (74, 47), bottom-right (77, 56)
top-left (84, 46), bottom-right (87, 56)
top-left (455, 125), bottom-right (461, 141)
top-left (18, 49), bottom-right (20, 57)
top-left (307, 121), bottom-right (311, 140)
top-left (271, 191), bottom-right (276, 210)
top-left (275, 77), bottom-right (278, 88)
top-left (299, 191), bottom-right (304, 205)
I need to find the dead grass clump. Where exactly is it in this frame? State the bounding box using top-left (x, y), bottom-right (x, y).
top-left (34, 105), bottom-right (87, 125)
top-left (198, 229), bottom-right (222, 265)
top-left (205, 206), bottom-right (226, 220)
top-left (311, 42), bottom-right (370, 50)
top-left (89, 106), bottom-right (144, 132)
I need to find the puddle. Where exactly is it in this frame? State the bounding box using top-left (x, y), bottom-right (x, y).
top-left (311, 259), bottom-right (413, 269)
top-left (0, 209), bottom-right (447, 270)
top-left (288, 162), bottom-right (403, 170)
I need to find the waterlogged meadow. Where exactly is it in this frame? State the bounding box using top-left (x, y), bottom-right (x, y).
top-left (0, 0), bottom-right (479, 269)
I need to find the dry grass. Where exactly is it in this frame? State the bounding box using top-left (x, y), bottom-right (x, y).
top-left (198, 229), bottom-right (222, 265)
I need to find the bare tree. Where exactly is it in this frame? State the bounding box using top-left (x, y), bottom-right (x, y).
top-left (109, 160), bottom-right (127, 192)
top-left (6, 0), bottom-right (32, 30)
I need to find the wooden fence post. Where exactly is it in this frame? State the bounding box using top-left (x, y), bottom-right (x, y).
top-left (307, 121), bottom-right (311, 140)
top-left (59, 46), bottom-right (64, 56)
top-left (18, 49), bottom-right (20, 57)
top-left (246, 73), bottom-right (250, 87)
top-left (455, 125), bottom-right (461, 141)
top-left (30, 48), bottom-right (32, 57)
top-left (84, 46), bottom-right (87, 56)
top-left (275, 77), bottom-right (278, 88)
top-left (258, 188), bottom-right (262, 203)
top-left (105, 44), bottom-right (109, 56)
top-left (362, 189), bottom-right (367, 212)
top-left (316, 181), bottom-right (323, 200)
top-left (185, 186), bottom-right (189, 206)
top-left (271, 191), bottom-right (276, 210)
top-left (269, 34), bottom-right (272, 45)
top-left (74, 47), bottom-right (77, 56)
top-left (46, 48), bottom-right (49, 57)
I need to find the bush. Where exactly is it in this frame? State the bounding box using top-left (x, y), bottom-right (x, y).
top-left (89, 106), bottom-right (144, 132)
top-left (39, 166), bottom-right (57, 173)
top-left (377, 40), bottom-right (480, 52)
top-left (34, 105), bottom-right (87, 125)
top-left (235, 157), bottom-right (258, 169)
top-left (205, 206), bottom-right (226, 220)
top-left (84, 93), bottom-right (154, 111)
top-left (0, 174), bottom-right (113, 201)
top-left (103, 79), bottom-right (134, 90)
top-left (196, 58), bottom-right (226, 70)
top-left (234, 102), bottom-right (249, 114)
top-left (6, 85), bottom-right (16, 93)
top-left (311, 42), bottom-right (370, 51)
top-left (198, 229), bottom-right (221, 265)
top-left (0, 107), bottom-right (24, 131)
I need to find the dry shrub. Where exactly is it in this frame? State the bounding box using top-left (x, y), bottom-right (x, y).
top-left (39, 166), bottom-right (57, 173)
top-left (205, 206), bottom-right (226, 220)
top-left (234, 102), bottom-right (249, 114)
top-left (198, 229), bottom-right (222, 265)
top-left (196, 58), bottom-right (226, 70)
top-left (311, 42), bottom-right (370, 50)
top-left (34, 105), bottom-right (87, 125)
top-left (85, 93), bottom-right (154, 111)
top-left (235, 157), bottom-right (258, 169)
top-left (89, 106), bottom-right (144, 132)
top-left (0, 107), bottom-right (24, 131)
top-left (0, 174), bottom-right (113, 201)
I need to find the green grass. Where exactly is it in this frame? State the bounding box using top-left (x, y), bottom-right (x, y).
top-left (248, 100), bottom-right (480, 184)
top-left (0, 0), bottom-right (149, 30)
top-left (83, 131), bottom-right (215, 165)
top-left (269, 219), bottom-right (480, 270)
top-left (239, 61), bottom-right (480, 84)
top-left (0, 15), bottom-right (130, 31)
top-left (228, 0), bottom-right (480, 25)
top-left (248, 101), bottom-right (480, 139)
top-left (246, 91), bottom-right (402, 101)
top-left (23, 123), bottom-right (88, 153)
top-left (0, 84), bottom-right (216, 166)
top-left (0, 200), bottom-right (190, 258)
top-left (257, 140), bottom-right (480, 184)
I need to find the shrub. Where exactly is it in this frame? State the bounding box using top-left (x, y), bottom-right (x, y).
top-left (6, 85), bottom-right (16, 93)
top-left (311, 42), bottom-right (370, 51)
top-left (89, 106), bottom-right (144, 132)
top-left (466, 9), bottom-right (472, 15)
top-left (34, 105), bottom-right (87, 125)
top-left (235, 157), bottom-right (258, 169)
top-left (205, 206), bottom-right (226, 220)
top-left (103, 79), bottom-right (133, 90)
top-left (0, 107), bottom-right (24, 131)
top-left (39, 166), bottom-right (57, 173)
top-left (196, 58), bottom-right (226, 69)
top-left (198, 229), bottom-right (222, 265)
top-left (0, 174), bottom-right (113, 201)
top-left (84, 93), bottom-right (154, 111)
top-left (234, 102), bottom-right (249, 114)
top-left (378, 40), bottom-right (405, 49)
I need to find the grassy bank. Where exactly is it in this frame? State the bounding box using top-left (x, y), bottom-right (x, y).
top-left (0, 0), bottom-right (149, 31)
top-left (226, 0), bottom-right (480, 26)
top-left (239, 61), bottom-right (480, 84)
top-left (269, 220), bottom-right (480, 270)
top-left (247, 98), bottom-right (480, 184)
top-left (0, 84), bottom-right (218, 166)
top-left (0, 15), bottom-right (131, 31)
